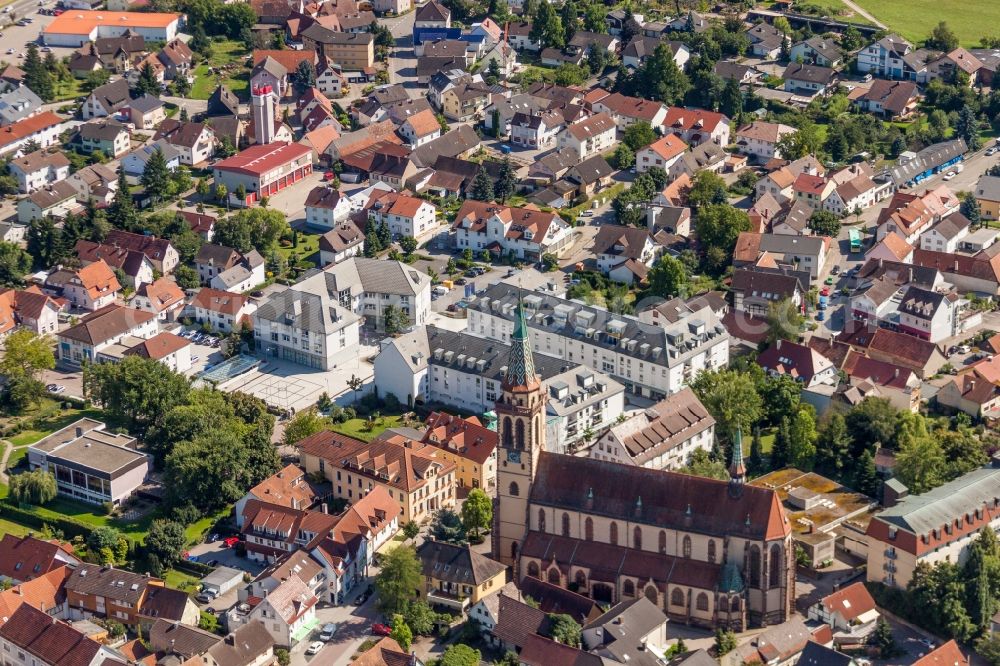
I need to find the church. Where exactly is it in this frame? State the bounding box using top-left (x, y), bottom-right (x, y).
top-left (493, 302), bottom-right (795, 630)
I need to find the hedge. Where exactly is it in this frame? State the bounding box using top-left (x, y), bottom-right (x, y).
top-left (0, 501), bottom-right (95, 540)
top-left (173, 559), bottom-right (215, 577)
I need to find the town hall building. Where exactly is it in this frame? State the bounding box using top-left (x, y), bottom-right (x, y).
top-left (493, 301), bottom-right (795, 630)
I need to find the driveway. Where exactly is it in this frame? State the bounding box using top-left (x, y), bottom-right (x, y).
top-left (290, 595), bottom-right (380, 666)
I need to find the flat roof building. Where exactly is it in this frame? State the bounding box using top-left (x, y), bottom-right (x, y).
top-left (43, 11), bottom-right (183, 47)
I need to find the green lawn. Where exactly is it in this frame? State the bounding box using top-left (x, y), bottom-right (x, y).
top-left (0, 517), bottom-right (32, 538)
top-left (5, 446), bottom-right (29, 471)
top-left (53, 76), bottom-right (85, 103)
top-left (190, 39), bottom-right (251, 101)
top-left (7, 406), bottom-right (106, 448)
top-left (184, 508), bottom-right (229, 545)
top-left (331, 415), bottom-right (406, 442)
top-left (276, 230), bottom-right (323, 268)
top-left (24, 496), bottom-right (155, 543)
top-left (163, 569), bottom-right (201, 594)
top-left (850, 0), bottom-right (1000, 45)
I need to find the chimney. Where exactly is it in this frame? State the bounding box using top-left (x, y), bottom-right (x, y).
top-left (776, 338), bottom-right (782, 350)
top-left (75, 426), bottom-right (83, 438)
top-left (320, 503), bottom-right (328, 514)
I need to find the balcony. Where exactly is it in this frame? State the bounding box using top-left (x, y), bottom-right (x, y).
top-left (884, 549), bottom-right (897, 560)
top-left (427, 588), bottom-right (469, 611)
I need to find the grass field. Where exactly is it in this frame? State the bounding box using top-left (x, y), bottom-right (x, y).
top-left (331, 415), bottom-right (406, 442)
top-left (6, 404), bottom-right (105, 448)
top-left (850, 0), bottom-right (1000, 46)
top-left (190, 39), bottom-right (250, 101)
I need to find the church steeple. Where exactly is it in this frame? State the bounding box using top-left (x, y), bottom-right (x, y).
top-left (503, 299), bottom-right (539, 392)
top-left (729, 428), bottom-right (746, 490)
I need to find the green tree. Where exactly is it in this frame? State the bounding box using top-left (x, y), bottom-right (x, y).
top-left (141, 147), bottom-right (172, 204)
top-left (291, 60), bottom-right (316, 93)
top-left (530, 1), bottom-right (564, 49)
top-left (853, 449), bottom-right (879, 496)
top-left (383, 304), bottom-right (408, 334)
top-left (26, 217), bottom-right (64, 269)
top-left (961, 193), bottom-right (983, 228)
top-left (976, 634), bottom-right (1000, 666)
top-left (108, 169), bottom-right (139, 231)
top-left (144, 519), bottom-right (187, 570)
top-left (559, 0), bottom-right (577, 43)
top-left (760, 373), bottom-right (801, 425)
top-left (174, 265), bottom-right (200, 290)
top-left (22, 44), bottom-right (54, 101)
top-left (788, 406), bottom-right (817, 471)
top-left (213, 208), bottom-right (289, 254)
top-left (748, 427), bottom-right (764, 474)
top-left (776, 121), bottom-right (823, 160)
top-left (439, 644), bottom-right (481, 666)
top-left (815, 412), bottom-right (851, 478)
top-left (623, 121), bottom-right (658, 151)
top-left (895, 434), bottom-right (946, 493)
top-left (872, 617), bottom-right (897, 657)
top-left (495, 156), bottom-right (517, 204)
top-left (647, 254), bottom-right (688, 299)
top-left (687, 170), bottom-right (728, 209)
top-left (282, 407), bottom-right (331, 446)
top-left (82, 69), bottom-right (111, 92)
top-left (956, 104), bottom-right (981, 150)
top-left (470, 168), bottom-right (495, 201)
top-left (679, 448), bottom-right (729, 480)
top-left (808, 210), bottom-right (841, 236)
top-left (390, 615), bottom-right (412, 651)
top-left (771, 416), bottom-right (791, 469)
top-left (402, 599), bottom-right (440, 635)
top-left (401, 520), bottom-right (420, 541)
top-left (430, 508), bottom-right (466, 543)
top-left (926, 21), bottom-right (959, 51)
top-left (1, 329), bottom-right (55, 409)
top-left (612, 143), bottom-right (634, 170)
top-left (199, 611), bottom-right (220, 633)
top-left (638, 43), bottom-right (690, 104)
top-left (375, 545), bottom-right (422, 615)
top-left (845, 397), bottom-right (898, 452)
top-left (134, 61), bottom-right (161, 97)
top-left (0, 241), bottom-right (31, 287)
top-left (765, 299), bottom-right (804, 344)
top-left (690, 368), bottom-right (763, 449)
top-left (719, 76), bottom-right (743, 119)
top-left (399, 236), bottom-right (419, 257)
top-left (546, 614), bottom-right (582, 647)
top-left (87, 527), bottom-right (128, 565)
top-left (9, 469), bottom-right (57, 505)
top-left (694, 204), bottom-right (752, 272)
top-left (714, 628), bottom-right (737, 656)
top-left (461, 488), bottom-right (492, 539)
top-left (84, 356), bottom-right (191, 433)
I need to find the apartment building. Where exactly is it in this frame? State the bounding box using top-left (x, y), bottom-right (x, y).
top-left (319, 257), bottom-right (432, 331)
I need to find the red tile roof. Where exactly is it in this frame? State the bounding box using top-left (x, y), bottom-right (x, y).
top-left (662, 106), bottom-right (728, 133)
top-left (421, 412), bottom-right (497, 465)
top-left (818, 582), bottom-right (876, 623)
top-left (123, 331), bottom-right (190, 360)
top-left (0, 535), bottom-right (77, 582)
top-left (0, 112), bottom-right (63, 151)
top-left (913, 640), bottom-right (968, 666)
top-left (189, 287), bottom-right (248, 316)
top-left (213, 142), bottom-right (311, 177)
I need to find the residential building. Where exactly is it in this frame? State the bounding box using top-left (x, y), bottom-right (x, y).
top-left (80, 78), bottom-right (131, 119)
top-left (300, 27), bottom-right (374, 71)
top-left (896, 285), bottom-right (967, 342)
top-left (0, 605), bottom-right (121, 666)
top-left (66, 163), bottom-right (117, 203)
top-left (42, 10), bottom-right (182, 47)
top-left (592, 225), bottom-right (656, 285)
top-left (590, 92), bottom-right (667, 131)
top-left (492, 303), bottom-right (793, 629)
top-left (914, 641), bottom-right (968, 666)
top-left (888, 138), bottom-right (966, 189)
top-left (736, 121), bottom-right (797, 161)
top-left (852, 79), bottom-right (920, 119)
top-left (8, 150), bottom-right (70, 194)
top-left (876, 186), bottom-right (960, 244)
top-left (123, 331), bottom-right (192, 373)
top-left (398, 108), bottom-right (441, 147)
top-left (131, 277), bottom-right (185, 321)
top-left (746, 22), bottom-right (786, 59)
top-left (466, 283), bottom-right (730, 400)
top-left (0, 111), bottom-right (64, 157)
top-left (790, 36), bottom-right (845, 68)
top-left (975, 175), bottom-right (1000, 220)
top-left (364, 190), bottom-right (439, 241)
top-left (16, 181), bottom-right (81, 223)
top-left (56, 304), bottom-right (156, 365)
top-left (231, 575), bottom-right (317, 647)
top-left (121, 140), bottom-right (182, 182)
top-left (842, 351), bottom-right (921, 413)
top-left (510, 110), bottom-right (563, 150)
top-left (730, 268), bottom-right (805, 315)
top-left (734, 232), bottom-right (829, 281)
top-left (415, 540), bottom-right (506, 611)
top-left (124, 94), bottom-right (166, 130)
top-left (298, 430), bottom-right (457, 523)
top-left (582, 598), bottom-right (670, 663)
top-left (782, 62), bottom-right (838, 95)
top-left (758, 339), bottom-right (838, 389)
top-left (27, 418), bottom-right (151, 506)
top-left (188, 287), bottom-right (255, 333)
top-left (590, 388), bottom-right (715, 470)
top-left (936, 355), bottom-right (1000, 420)
top-left (0, 534), bottom-right (79, 584)
top-left (725, 617), bottom-right (813, 665)
top-left (321, 256), bottom-right (431, 330)
top-left (105, 229), bottom-right (179, 274)
top-left (866, 466), bottom-right (1000, 588)
top-left (212, 142), bottom-right (313, 207)
top-left (420, 412), bottom-right (498, 493)
top-left (856, 34), bottom-right (915, 79)
top-left (0, 85), bottom-right (41, 127)
top-left (0, 287), bottom-right (60, 336)
top-left (75, 239), bottom-right (154, 289)
top-left (58, 260), bottom-right (121, 312)
top-left (319, 221), bottom-right (365, 266)
top-left (154, 119), bottom-right (216, 166)
top-left (660, 106), bottom-right (731, 147)
top-left (414, 0), bottom-right (450, 28)
top-left (793, 173), bottom-right (836, 210)
top-left (636, 133), bottom-right (687, 174)
top-left (839, 326), bottom-right (948, 379)
top-left (452, 199), bottom-right (574, 261)
top-left (77, 119), bottom-right (130, 158)
top-left (305, 186), bottom-right (353, 230)
top-left (194, 244), bottom-right (265, 293)
top-left (157, 38), bottom-right (193, 79)
top-left (807, 582), bottom-right (879, 648)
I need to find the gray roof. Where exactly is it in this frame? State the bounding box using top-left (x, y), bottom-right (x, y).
top-left (215, 263), bottom-right (254, 289)
top-left (798, 35), bottom-right (844, 62)
top-left (0, 87), bottom-right (41, 125)
top-left (798, 642), bottom-right (854, 666)
top-left (322, 257), bottom-right (430, 297)
top-left (252, 55), bottom-right (287, 80)
top-left (584, 598), bottom-right (667, 663)
top-left (123, 140), bottom-right (182, 173)
top-left (128, 93), bottom-right (164, 114)
top-left (204, 621), bottom-right (274, 666)
top-left (666, 650), bottom-right (717, 666)
top-left (87, 78), bottom-right (131, 113)
top-left (875, 465), bottom-right (1000, 535)
top-left (469, 283), bottom-right (729, 369)
top-left (976, 175), bottom-right (1000, 202)
top-left (783, 62), bottom-right (837, 85)
top-left (929, 211), bottom-right (971, 240)
top-left (889, 138), bottom-right (967, 186)
top-left (254, 286), bottom-right (359, 335)
top-left (898, 285), bottom-right (945, 321)
top-left (758, 233), bottom-right (826, 256)
top-left (410, 124), bottom-right (480, 168)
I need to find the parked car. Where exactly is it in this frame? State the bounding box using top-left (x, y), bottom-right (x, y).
top-left (46, 384), bottom-right (65, 394)
top-left (354, 585), bottom-right (373, 605)
top-left (306, 641), bottom-right (325, 655)
top-left (319, 623), bottom-right (338, 641)
top-left (943, 171), bottom-right (956, 181)
top-left (223, 536), bottom-right (240, 547)
top-left (958, 344), bottom-right (972, 354)
top-left (372, 623), bottom-right (392, 636)
top-left (195, 591), bottom-right (217, 604)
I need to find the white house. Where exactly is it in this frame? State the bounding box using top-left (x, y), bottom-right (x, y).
top-left (56, 305), bottom-right (157, 366)
top-left (556, 112), bottom-right (617, 162)
top-left (452, 199), bottom-right (574, 261)
top-left (236, 575), bottom-right (317, 647)
top-left (305, 186), bottom-right (353, 230)
top-left (510, 110), bottom-right (563, 150)
top-left (736, 121), bottom-right (797, 161)
top-left (635, 134), bottom-right (687, 174)
top-left (397, 108), bottom-right (441, 147)
top-left (919, 212), bottom-right (971, 253)
top-left (365, 191), bottom-right (438, 241)
top-left (17, 181), bottom-right (80, 223)
top-left (8, 151), bottom-right (70, 194)
top-left (187, 288), bottom-right (256, 333)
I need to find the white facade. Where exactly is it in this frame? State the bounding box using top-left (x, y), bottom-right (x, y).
top-left (368, 197), bottom-right (438, 240)
top-left (42, 12), bottom-right (181, 47)
top-left (306, 196), bottom-right (353, 230)
top-left (9, 160), bottom-right (69, 194)
top-left (556, 122), bottom-right (617, 161)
